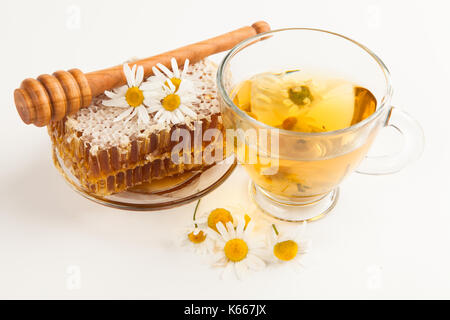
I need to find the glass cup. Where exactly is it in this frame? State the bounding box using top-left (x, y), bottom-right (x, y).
top-left (217, 28), bottom-right (424, 222)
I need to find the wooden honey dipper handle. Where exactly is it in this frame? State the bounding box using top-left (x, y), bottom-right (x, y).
top-left (14, 21), bottom-right (270, 127)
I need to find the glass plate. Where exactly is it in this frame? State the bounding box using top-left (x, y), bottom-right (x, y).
top-left (52, 147), bottom-right (237, 211)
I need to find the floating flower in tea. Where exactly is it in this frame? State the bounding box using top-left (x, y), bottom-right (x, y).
top-left (232, 70), bottom-right (367, 132)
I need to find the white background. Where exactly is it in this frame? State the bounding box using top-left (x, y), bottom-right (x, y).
top-left (0, 0), bottom-right (449, 299)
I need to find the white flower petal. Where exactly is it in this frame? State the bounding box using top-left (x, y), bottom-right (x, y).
top-left (252, 248), bottom-right (273, 263)
top-left (137, 106), bottom-right (150, 124)
top-left (160, 112), bottom-right (169, 124)
top-left (182, 59), bottom-right (189, 78)
top-left (142, 91), bottom-right (163, 100)
top-left (300, 239), bottom-right (312, 253)
top-left (154, 109), bottom-right (163, 120)
top-left (170, 113), bottom-right (181, 124)
top-left (165, 78), bottom-right (176, 92)
top-left (104, 90), bottom-right (119, 99)
top-left (236, 217), bottom-right (245, 238)
top-left (151, 66), bottom-right (164, 78)
top-left (147, 105), bottom-right (161, 113)
top-left (216, 222), bottom-right (230, 242)
top-left (174, 109), bottom-right (184, 122)
top-left (145, 96), bottom-right (165, 107)
top-left (143, 98), bottom-right (153, 107)
top-left (212, 252), bottom-right (227, 267)
top-left (123, 64), bottom-right (134, 88)
top-left (167, 113), bottom-right (175, 124)
top-left (234, 261), bottom-right (247, 280)
top-left (176, 81), bottom-right (190, 95)
top-left (246, 254), bottom-right (266, 271)
top-left (136, 66), bottom-right (144, 87)
top-left (179, 104), bottom-right (197, 118)
top-left (164, 113), bottom-right (173, 125)
top-left (244, 220), bottom-right (255, 236)
top-left (124, 108), bottom-right (138, 123)
top-left (114, 85), bottom-right (128, 95)
top-left (102, 98), bottom-right (129, 108)
top-left (248, 239), bottom-right (266, 250)
top-left (114, 108), bottom-right (133, 122)
top-left (206, 228), bottom-right (221, 241)
top-left (157, 63), bottom-right (173, 78)
top-left (130, 64), bottom-right (137, 86)
top-left (162, 84), bottom-right (174, 95)
top-left (226, 221), bottom-right (236, 239)
top-left (171, 58), bottom-right (180, 78)
top-left (140, 83), bottom-right (161, 93)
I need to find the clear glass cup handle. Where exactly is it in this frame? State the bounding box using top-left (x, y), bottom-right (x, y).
top-left (357, 107), bottom-right (425, 175)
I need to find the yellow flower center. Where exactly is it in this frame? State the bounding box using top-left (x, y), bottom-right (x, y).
top-left (188, 230), bottom-right (206, 244)
top-left (125, 86), bottom-right (144, 107)
top-left (224, 239), bottom-right (248, 262)
top-left (161, 94), bottom-right (181, 111)
top-left (208, 208), bottom-right (233, 232)
top-left (273, 240), bottom-right (299, 261)
top-left (165, 77), bottom-right (182, 92)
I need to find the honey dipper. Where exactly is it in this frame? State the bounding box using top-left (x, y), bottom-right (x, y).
top-left (14, 21), bottom-right (270, 127)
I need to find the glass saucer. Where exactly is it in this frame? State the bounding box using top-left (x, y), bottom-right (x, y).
top-left (52, 148), bottom-right (237, 211)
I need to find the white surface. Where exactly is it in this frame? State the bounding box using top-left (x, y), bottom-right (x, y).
top-left (0, 0), bottom-right (449, 299)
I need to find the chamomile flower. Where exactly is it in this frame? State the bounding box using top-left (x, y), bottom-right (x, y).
top-left (196, 206), bottom-right (254, 234)
top-left (206, 208), bottom-right (234, 233)
top-left (153, 57), bottom-right (192, 91)
top-left (140, 58), bottom-right (193, 93)
top-left (179, 225), bottom-right (214, 255)
top-left (267, 223), bottom-right (311, 271)
top-left (208, 217), bottom-right (266, 279)
top-left (179, 200), bottom-right (213, 255)
top-left (102, 64), bottom-right (151, 124)
top-left (142, 58), bottom-right (199, 125)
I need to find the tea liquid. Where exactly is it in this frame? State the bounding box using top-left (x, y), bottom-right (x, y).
top-left (232, 70), bottom-right (376, 133)
top-left (231, 70), bottom-right (378, 199)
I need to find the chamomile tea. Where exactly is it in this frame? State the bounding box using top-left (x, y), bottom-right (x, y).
top-left (232, 70), bottom-right (376, 133)
top-left (231, 70), bottom-right (378, 199)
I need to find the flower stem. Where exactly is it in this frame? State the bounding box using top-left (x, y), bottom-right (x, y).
top-left (193, 199), bottom-right (201, 228)
top-left (272, 224), bottom-right (279, 236)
